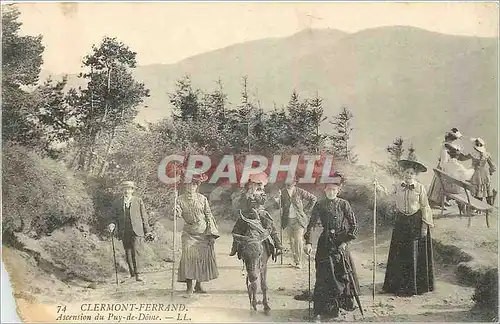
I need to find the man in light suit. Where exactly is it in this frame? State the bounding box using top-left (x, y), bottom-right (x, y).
top-left (108, 181), bottom-right (153, 282)
top-left (274, 176), bottom-right (317, 269)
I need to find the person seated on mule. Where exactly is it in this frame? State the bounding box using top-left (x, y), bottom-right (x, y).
top-left (382, 158), bottom-right (435, 297)
top-left (229, 172), bottom-right (283, 260)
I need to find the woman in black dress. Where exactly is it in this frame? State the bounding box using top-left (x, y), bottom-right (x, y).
top-left (382, 159), bottom-right (435, 296)
top-left (304, 173), bottom-right (360, 321)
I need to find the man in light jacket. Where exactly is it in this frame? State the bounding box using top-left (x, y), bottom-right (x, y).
top-left (273, 176), bottom-right (317, 269)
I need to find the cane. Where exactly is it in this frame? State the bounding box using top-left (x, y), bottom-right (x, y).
top-left (372, 177), bottom-right (377, 303)
top-left (111, 230), bottom-right (119, 286)
top-left (171, 164), bottom-right (178, 300)
top-left (308, 252), bottom-right (312, 321)
top-left (279, 189), bottom-right (283, 265)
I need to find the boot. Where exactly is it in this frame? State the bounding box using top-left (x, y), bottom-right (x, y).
top-left (272, 233), bottom-right (283, 255)
top-left (487, 190), bottom-right (497, 206)
top-left (194, 281), bottom-right (207, 294)
top-left (186, 279), bottom-right (194, 295)
top-left (229, 240), bottom-right (238, 256)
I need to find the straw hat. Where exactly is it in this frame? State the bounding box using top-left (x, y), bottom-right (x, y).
top-left (471, 137), bottom-right (486, 153)
top-left (121, 181), bottom-right (136, 188)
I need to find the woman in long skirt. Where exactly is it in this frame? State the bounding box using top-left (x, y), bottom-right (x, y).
top-left (304, 173), bottom-right (360, 321)
top-left (470, 137), bottom-right (497, 205)
top-left (383, 159), bottom-right (435, 296)
top-left (176, 173), bottom-right (219, 294)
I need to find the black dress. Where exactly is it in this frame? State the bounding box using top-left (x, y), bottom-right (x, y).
top-left (304, 197), bottom-right (360, 318)
top-left (382, 210), bottom-right (435, 296)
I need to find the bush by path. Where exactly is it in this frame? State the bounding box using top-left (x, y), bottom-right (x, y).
top-left (2, 142), bottom-right (94, 239)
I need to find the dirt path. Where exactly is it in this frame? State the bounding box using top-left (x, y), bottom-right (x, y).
top-left (60, 227), bottom-right (490, 323)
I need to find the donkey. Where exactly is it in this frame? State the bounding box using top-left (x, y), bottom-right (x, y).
top-left (230, 176), bottom-right (282, 315)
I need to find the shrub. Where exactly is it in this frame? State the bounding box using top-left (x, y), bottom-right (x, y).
top-left (83, 175), bottom-right (121, 235)
top-left (472, 268), bottom-right (499, 311)
top-left (2, 142), bottom-right (94, 238)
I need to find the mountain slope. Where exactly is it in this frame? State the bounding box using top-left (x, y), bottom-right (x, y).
top-left (41, 26), bottom-right (498, 168)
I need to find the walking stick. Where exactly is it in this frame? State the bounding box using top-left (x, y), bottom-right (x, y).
top-left (111, 231), bottom-right (119, 286)
top-left (372, 177), bottom-right (377, 303)
top-left (308, 252), bottom-right (312, 321)
top-left (171, 164), bottom-right (178, 300)
top-left (278, 189), bottom-right (283, 265)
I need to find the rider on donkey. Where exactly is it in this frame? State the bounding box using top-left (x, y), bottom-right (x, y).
top-left (229, 172), bottom-right (283, 261)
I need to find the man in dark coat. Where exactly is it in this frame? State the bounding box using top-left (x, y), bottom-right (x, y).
top-left (108, 181), bottom-right (153, 282)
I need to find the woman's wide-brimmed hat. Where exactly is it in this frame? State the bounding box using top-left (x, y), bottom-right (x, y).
top-left (471, 137), bottom-right (486, 153)
top-left (398, 159), bottom-right (427, 173)
top-left (121, 181), bottom-right (136, 188)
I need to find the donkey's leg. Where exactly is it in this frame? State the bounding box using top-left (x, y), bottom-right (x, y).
top-left (246, 275), bottom-right (252, 309)
top-left (245, 260), bottom-right (258, 310)
top-left (245, 259), bottom-right (258, 311)
top-left (261, 253), bottom-right (271, 315)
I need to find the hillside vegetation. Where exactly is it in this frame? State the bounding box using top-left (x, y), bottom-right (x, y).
top-left (3, 5), bottom-right (498, 316)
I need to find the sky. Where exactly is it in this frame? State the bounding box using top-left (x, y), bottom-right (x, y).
top-left (10, 2), bottom-right (500, 75)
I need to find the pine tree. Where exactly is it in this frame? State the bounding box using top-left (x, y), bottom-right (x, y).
top-left (223, 76), bottom-right (258, 153)
top-left (386, 137), bottom-right (405, 176)
top-left (32, 76), bottom-right (78, 157)
top-left (261, 107), bottom-right (288, 153)
top-left (169, 75), bottom-right (203, 121)
top-left (407, 143), bottom-right (417, 161)
top-left (387, 137), bottom-right (405, 162)
top-left (284, 90), bottom-right (323, 153)
top-left (308, 94), bottom-right (328, 154)
top-left (69, 37), bottom-right (150, 173)
top-left (330, 107), bottom-right (357, 163)
top-left (2, 5), bottom-right (45, 148)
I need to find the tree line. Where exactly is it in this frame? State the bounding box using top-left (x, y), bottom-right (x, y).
top-left (2, 5), bottom-right (411, 235)
top-left (2, 5), bottom-right (358, 180)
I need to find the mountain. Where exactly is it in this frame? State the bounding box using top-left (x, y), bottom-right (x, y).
top-left (42, 26), bottom-right (498, 177)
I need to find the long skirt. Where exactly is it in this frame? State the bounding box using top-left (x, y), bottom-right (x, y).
top-left (178, 232), bottom-right (219, 282)
top-left (313, 234), bottom-right (360, 317)
top-left (428, 172), bottom-right (444, 206)
top-left (382, 211), bottom-right (435, 296)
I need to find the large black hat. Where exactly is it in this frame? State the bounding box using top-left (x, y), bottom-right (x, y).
top-left (398, 159), bottom-right (427, 173)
